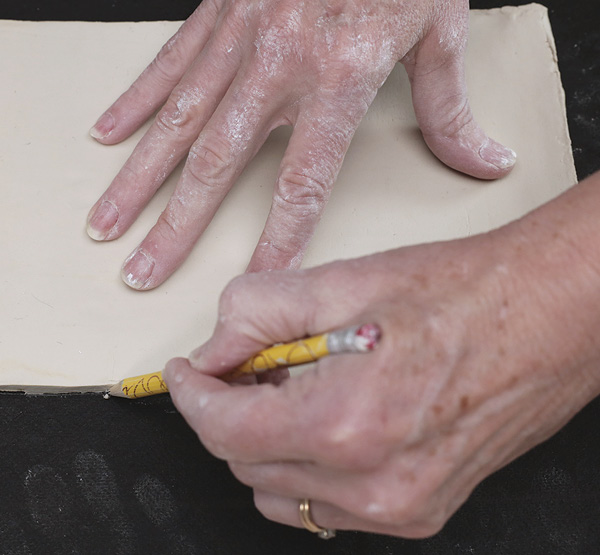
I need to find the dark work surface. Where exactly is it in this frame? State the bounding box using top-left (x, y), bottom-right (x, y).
top-left (1, 1), bottom-right (599, 554)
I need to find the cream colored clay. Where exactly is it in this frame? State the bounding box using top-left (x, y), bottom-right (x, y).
top-left (0, 6), bottom-right (576, 391)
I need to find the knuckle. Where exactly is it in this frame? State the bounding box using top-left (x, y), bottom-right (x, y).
top-left (258, 3), bottom-right (302, 43)
top-left (253, 3), bottom-right (304, 69)
top-left (359, 487), bottom-right (424, 526)
top-left (227, 461), bottom-right (252, 486)
top-left (165, 88), bottom-right (206, 131)
top-left (154, 87), bottom-right (203, 135)
top-left (399, 513), bottom-right (448, 538)
top-left (350, 462), bottom-right (452, 527)
top-left (223, 3), bottom-right (256, 45)
top-left (193, 409), bottom-right (235, 461)
top-left (253, 491), bottom-right (276, 521)
top-left (385, 502), bottom-right (422, 527)
top-left (154, 210), bottom-right (180, 242)
top-left (437, 96), bottom-right (475, 139)
top-left (274, 170), bottom-right (330, 214)
top-left (319, 418), bottom-right (385, 470)
top-left (187, 136), bottom-right (231, 185)
top-left (194, 420), bottom-right (221, 456)
top-left (323, 37), bottom-right (390, 93)
top-left (218, 275), bottom-right (250, 317)
top-left (155, 101), bottom-right (187, 135)
top-left (229, 0), bottom-right (258, 23)
top-left (116, 161), bottom-right (141, 186)
top-left (146, 42), bottom-right (182, 87)
top-left (416, 515), bottom-right (447, 537)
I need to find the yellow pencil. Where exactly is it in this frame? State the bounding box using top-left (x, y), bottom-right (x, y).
top-left (107, 323), bottom-right (381, 399)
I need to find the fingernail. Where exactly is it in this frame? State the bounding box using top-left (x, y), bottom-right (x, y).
top-left (479, 140), bottom-right (517, 170)
top-left (121, 248), bottom-right (155, 290)
top-left (90, 112), bottom-right (115, 140)
top-left (87, 200), bottom-right (119, 240)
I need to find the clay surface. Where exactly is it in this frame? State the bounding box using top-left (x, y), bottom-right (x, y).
top-left (0, 5), bottom-right (576, 390)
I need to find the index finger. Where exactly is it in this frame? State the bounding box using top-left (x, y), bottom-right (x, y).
top-left (164, 357), bottom-right (303, 462)
top-left (164, 355), bottom-right (374, 466)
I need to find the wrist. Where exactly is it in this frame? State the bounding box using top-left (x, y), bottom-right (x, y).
top-left (497, 171), bottom-right (600, 402)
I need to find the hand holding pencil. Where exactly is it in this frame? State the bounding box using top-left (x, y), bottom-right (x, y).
top-left (109, 324), bottom-right (380, 398)
top-left (163, 234), bottom-right (593, 539)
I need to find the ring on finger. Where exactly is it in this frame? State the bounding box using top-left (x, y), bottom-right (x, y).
top-left (298, 498), bottom-right (336, 540)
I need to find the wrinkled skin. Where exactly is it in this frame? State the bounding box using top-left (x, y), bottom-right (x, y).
top-left (87, 0), bottom-right (515, 290)
top-left (164, 171), bottom-right (600, 537)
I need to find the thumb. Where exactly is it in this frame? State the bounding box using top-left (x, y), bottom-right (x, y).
top-left (403, 25), bottom-right (516, 180)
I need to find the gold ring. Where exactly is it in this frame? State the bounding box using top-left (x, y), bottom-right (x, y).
top-left (298, 498), bottom-right (336, 540)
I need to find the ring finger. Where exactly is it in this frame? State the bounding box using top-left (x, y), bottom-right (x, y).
top-left (253, 490), bottom-right (420, 537)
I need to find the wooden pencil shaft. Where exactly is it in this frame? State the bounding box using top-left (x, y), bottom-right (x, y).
top-left (108, 324), bottom-right (381, 398)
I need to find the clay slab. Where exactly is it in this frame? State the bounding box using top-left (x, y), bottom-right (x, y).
top-left (0, 5), bottom-right (576, 391)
